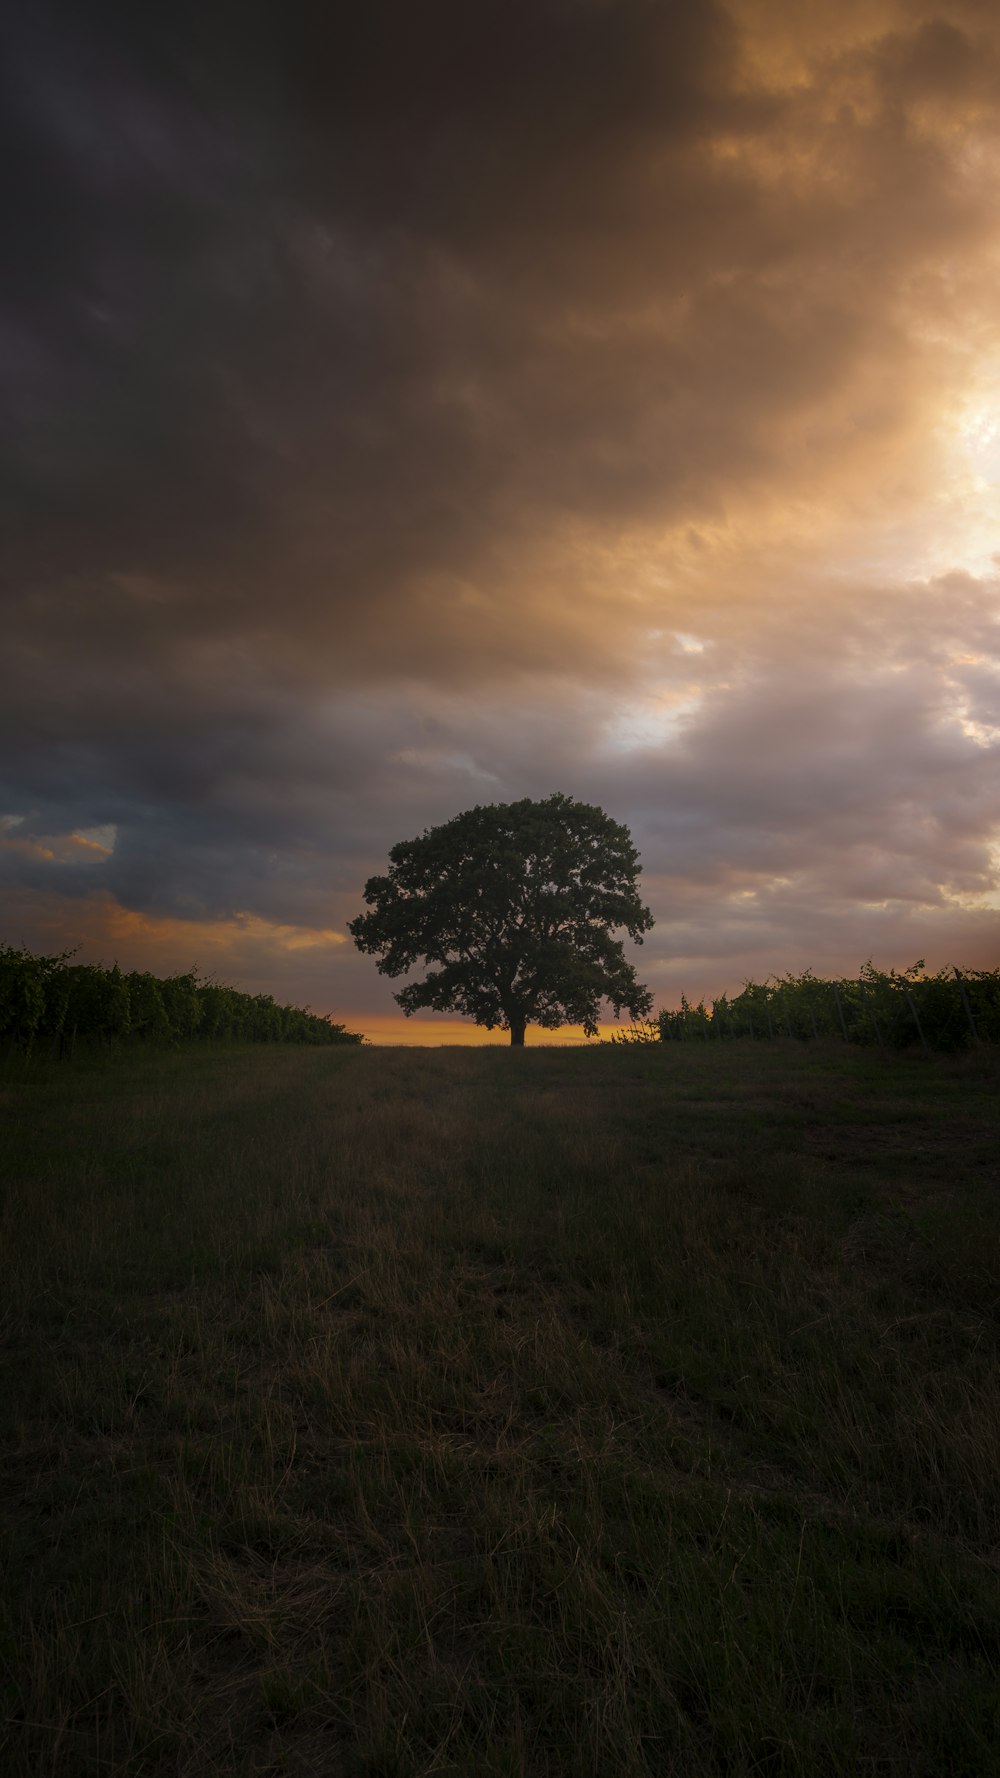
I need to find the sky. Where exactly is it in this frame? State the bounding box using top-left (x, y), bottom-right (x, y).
top-left (2, 0), bottom-right (999, 1045)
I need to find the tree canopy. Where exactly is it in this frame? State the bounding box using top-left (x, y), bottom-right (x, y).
top-left (349, 792), bottom-right (654, 1044)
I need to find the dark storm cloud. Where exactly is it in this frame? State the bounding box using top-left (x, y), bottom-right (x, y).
top-left (4, 0), bottom-right (994, 669)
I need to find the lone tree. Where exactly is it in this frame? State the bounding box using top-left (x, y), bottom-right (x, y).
top-left (349, 792), bottom-right (654, 1045)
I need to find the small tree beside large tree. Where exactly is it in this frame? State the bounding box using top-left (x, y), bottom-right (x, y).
top-left (349, 792), bottom-right (654, 1044)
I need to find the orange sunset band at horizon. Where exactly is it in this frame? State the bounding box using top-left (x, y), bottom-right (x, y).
top-left (341, 1015), bottom-right (605, 1047)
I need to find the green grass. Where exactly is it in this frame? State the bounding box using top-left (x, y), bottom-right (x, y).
top-left (2, 1039), bottom-right (999, 1776)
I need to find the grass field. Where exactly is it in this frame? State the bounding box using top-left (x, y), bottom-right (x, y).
top-left (2, 1040), bottom-right (999, 1776)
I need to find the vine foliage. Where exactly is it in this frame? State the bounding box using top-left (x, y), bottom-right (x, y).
top-left (0, 945), bottom-right (363, 1057)
top-left (609, 961), bottom-right (1000, 1051)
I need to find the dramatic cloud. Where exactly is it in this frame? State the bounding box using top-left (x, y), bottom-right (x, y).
top-left (2, 0), bottom-right (998, 1037)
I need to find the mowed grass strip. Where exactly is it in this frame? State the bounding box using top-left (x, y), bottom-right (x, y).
top-left (1, 1041), bottom-right (998, 1776)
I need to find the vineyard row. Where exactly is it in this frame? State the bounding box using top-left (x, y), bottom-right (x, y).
top-left (611, 962), bottom-right (1000, 1052)
top-left (0, 945), bottom-right (364, 1056)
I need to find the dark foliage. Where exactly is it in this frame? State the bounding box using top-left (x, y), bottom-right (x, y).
top-left (644, 962), bottom-right (1000, 1051)
top-left (0, 945), bottom-right (363, 1055)
top-left (350, 792), bottom-right (653, 1043)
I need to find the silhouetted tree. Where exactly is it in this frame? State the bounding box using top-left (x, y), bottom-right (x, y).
top-left (349, 793), bottom-right (654, 1044)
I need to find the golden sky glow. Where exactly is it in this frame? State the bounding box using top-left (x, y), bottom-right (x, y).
top-left (1, 0), bottom-right (998, 1040)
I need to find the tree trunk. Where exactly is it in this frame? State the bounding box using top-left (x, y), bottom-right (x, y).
top-left (509, 1017), bottom-right (526, 1046)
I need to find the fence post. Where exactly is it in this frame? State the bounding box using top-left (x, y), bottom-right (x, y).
top-left (764, 993), bottom-right (774, 1041)
top-left (954, 967), bottom-right (980, 1045)
top-left (781, 994), bottom-right (793, 1039)
top-left (833, 981), bottom-right (849, 1042)
top-left (859, 978), bottom-right (883, 1046)
top-left (904, 985), bottom-right (930, 1053)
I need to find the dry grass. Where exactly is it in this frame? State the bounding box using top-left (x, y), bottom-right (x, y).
top-left (2, 1039), bottom-right (999, 1775)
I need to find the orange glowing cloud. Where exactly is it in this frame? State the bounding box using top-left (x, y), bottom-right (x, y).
top-left (0, 826), bottom-right (115, 865)
top-left (0, 888), bottom-right (350, 1010)
top-left (101, 903), bottom-right (347, 954)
